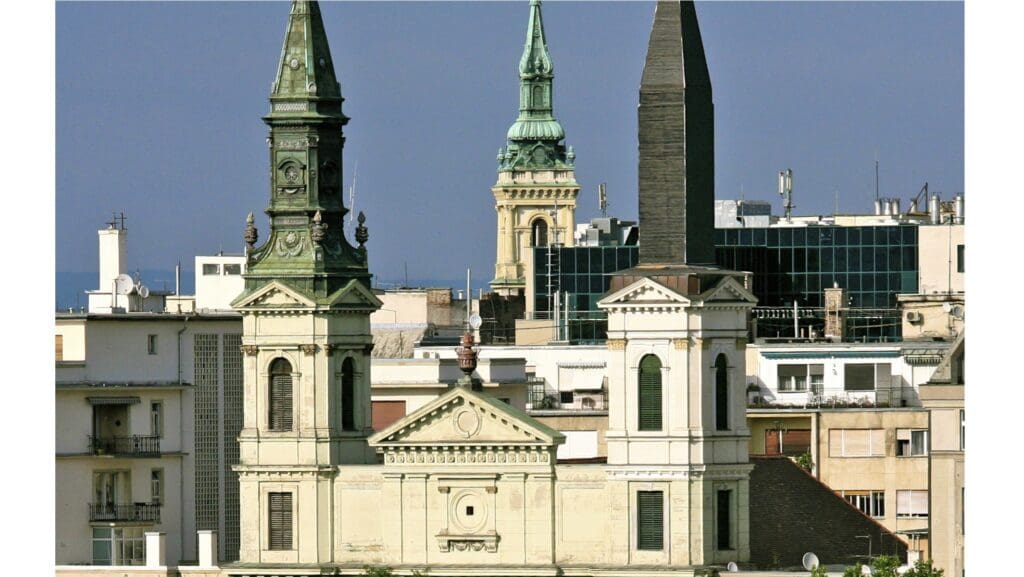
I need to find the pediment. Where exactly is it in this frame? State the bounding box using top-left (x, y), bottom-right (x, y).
top-left (324, 279), bottom-right (384, 309)
top-left (695, 275), bottom-right (758, 306)
top-left (597, 277), bottom-right (690, 309)
top-left (231, 280), bottom-right (316, 309)
top-left (368, 387), bottom-right (563, 449)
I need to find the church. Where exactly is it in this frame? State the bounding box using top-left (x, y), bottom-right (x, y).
top-left (229, 1), bottom-right (756, 575)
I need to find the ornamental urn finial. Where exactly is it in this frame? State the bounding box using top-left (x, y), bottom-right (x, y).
top-left (310, 210), bottom-right (327, 245)
top-left (355, 211), bottom-right (369, 247)
top-left (456, 331), bottom-right (480, 390)
top-left (244, 212), bottom-right (258, 249)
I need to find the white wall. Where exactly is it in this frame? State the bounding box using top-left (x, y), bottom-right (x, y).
top-left (195, 256), bottom-right (246, 311)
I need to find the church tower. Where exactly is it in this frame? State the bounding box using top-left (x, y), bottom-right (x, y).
top-left (598, 1), bottom-right (754, 568)
top-left (491, 0), bottom-right (579, 297)
top-left (232, 0), bottom-right (382, 565)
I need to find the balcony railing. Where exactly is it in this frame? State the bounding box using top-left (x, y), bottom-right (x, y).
top-left (89, 435), bottom-right (161, 456)
top-left (88, 503), bottom-right (161, 523)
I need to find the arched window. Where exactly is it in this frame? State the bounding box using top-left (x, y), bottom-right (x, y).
top-left (531, 219), bottom-right (548, 247)
top-left (638, 355), bottom-right (662, 431)
top-left (341, 357), bottom-right (355, 431)
top-left (269, 358), bottom-right (293, 431)
top-left (715, 354), bottom-right (729, 431)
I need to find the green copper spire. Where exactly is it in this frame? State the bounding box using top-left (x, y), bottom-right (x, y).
top-left (238, 0), bottom-right (371, 304)
top-left (499, 0), bottom-right (574, 172)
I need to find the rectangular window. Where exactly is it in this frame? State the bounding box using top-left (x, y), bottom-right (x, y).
top-left (956, 244), bottom-right (964, 273)
top-left (896, 490), bottom-right (929, 518)
top-left (151, 402), bottom-right (163, 437)
top-left (844, 363), bottom-right (890, 391)
top-left (844, 490), bottom-right (885, 518)
top-left (223, 263), bottom-right (242, 275)
top-left (56, 334), bottom-right (64, 361)
top-left (777, 364), bottom-right (824, 393)
top-left (897, 429), bottom-right (928, 457)
top-left (717, 490), bottom-right (732, 550)
top-left (92, 527), bottom-right (144, 566)
top-left (151, 469), bottom-right (163, 505)
top-left (636, 491), bottom-right (664, 551)
top-left (829, 429), bottom-right (885, 457)
top-left (202, 263), bottom-right (220, 275)
top-left (147, 334), bottom-right (158, 355)
top-left (268, 492), bottom-right (293, 550)
top-left (559, 391), bottom-right (574, 405)
top-left (765, 429), bottom-right (811, 456)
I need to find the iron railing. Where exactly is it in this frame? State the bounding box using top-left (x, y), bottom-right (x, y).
top-left (89, 435), bottom-right (161, 456)
top-left (88, 502), bottom-right (161, 523)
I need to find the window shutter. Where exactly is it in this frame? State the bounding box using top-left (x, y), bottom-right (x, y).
top-left (341, 358), bottom-right (355, 431)
top-left (638, 357), bottom-right (662, 431)
top-left (270, 374), bottom-right (293, 431)
top-left (911, 490), bottom-right (928, 516)
top-left (268, 493), bottom-right (293, 550)
top-left (636, 491), bottom-right (664, 551)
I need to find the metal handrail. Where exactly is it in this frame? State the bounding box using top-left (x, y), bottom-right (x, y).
top-left (88, 502), bottom-right (161, 523)
top-left (89, 435), bottom-right (161, 456)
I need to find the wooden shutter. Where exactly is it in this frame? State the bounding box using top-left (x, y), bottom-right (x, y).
top-left (636, 491), bottom-right (664, 550)
top-left (268, 492), bottom-right (293, 550)
top-left (270, 373), bottom-right (293, 431)
top-left (638, 356), bottom-right (662, 431)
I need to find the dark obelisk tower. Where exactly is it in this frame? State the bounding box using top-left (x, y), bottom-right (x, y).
top-left (638, 0), bottom-right (715, 266)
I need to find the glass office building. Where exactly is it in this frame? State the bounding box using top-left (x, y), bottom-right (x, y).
top-left (532, 224), bottom-right (918, 343)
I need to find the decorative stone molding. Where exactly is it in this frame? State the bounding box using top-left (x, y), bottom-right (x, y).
top-left (672, 338), bottom-right (689, 350)
top-left (485, 486), bottom-right (498, 494)
top-left (607, 339), bottom-right (626, 351)
top-left (240, 345), bottom-right (259, 356)
top-left (300, 344), bottom-right (318, 356)
top-left (436, 531), bottom-right (499, 553)
top-left (322, 344), bottom-right (336, 357)
top-left (382, 447), bottom-right (552, 466)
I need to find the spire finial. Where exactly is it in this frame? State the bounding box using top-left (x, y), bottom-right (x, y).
top-left (244, 212), bottom-right (258, 249)
top-left (355, 211), bottom-right (368, 248)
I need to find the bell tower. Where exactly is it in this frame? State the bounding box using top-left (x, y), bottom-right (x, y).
top-left (491, 0), bottom-right (579, 297)
top-left (232, 0), bottom-right (382, 565)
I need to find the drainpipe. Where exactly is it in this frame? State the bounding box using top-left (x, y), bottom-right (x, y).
top-left (177, 315), bottom-right (190, 384)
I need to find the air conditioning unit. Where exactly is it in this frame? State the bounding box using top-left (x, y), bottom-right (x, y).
top-left (906, 311), bottom-right (923, 324)
top-left (574, 392), bottom-right (605, 411)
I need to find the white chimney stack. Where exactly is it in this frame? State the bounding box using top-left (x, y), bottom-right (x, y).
top-left (97, 224), bottom-right (127, 292)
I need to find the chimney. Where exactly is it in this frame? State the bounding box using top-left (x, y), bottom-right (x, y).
top-left (97, 224), bottom-right (127, 292)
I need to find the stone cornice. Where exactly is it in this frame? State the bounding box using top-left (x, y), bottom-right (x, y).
top-left (382, 446), bottom-right (555, 466)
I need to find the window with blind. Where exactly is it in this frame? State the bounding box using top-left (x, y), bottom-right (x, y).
top-left (269, 358), bottom-right (293, 431)
top-left (637, 355), bottom-right (662, 431)
top-left (777, 364), bottom-right (824, 392)
top-left (341, 358), bottom-right (355, 431)
top-left (715, 354), bottom-right (729, 431)
top-left (896, 490), bottom-right (928, 518)
top-left (828, 429), bottom-right (885, 457)
top-left (268, 492), bottom-right (293, 550)
top-left (844, 363), bottom-right (891, 391)
top-left (636, 491), bottom-right (664, 551)
top-left (716, 489), bottom-right (732, 550)
top-left (896, 429), bottom-right (928, 457)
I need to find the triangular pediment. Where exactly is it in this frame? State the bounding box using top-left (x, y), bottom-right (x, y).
top-left (368, 387), bottom-right (563, 448)
top-left (597, 277), bottom-right (690, 309)
top-left (231, 280), bottom-right (316, 310)
top-left (324, 279), bottom-right (384, 309)
top-left (695, 275), bottom-right (758, 306)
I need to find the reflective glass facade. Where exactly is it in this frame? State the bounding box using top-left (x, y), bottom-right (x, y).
top-left (532, 224), bottom-right (918, 343)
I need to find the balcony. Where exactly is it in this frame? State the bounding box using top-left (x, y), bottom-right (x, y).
top-left (88, 503), bottom-right (161, 524)
top-left (88, 435), bottom-right (161, 457)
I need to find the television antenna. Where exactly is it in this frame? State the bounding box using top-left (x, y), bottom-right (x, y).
top-left (801, 552), bottom-right (819, 571)
top-left (778, 169), bottom-right (794, 221)
top-left (598, 182), bottom-right (608, 217)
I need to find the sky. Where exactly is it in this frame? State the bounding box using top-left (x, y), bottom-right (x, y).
top-left (56, 1), bottom-right (964, 289)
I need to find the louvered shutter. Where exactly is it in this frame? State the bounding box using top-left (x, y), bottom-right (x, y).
top-left (636, 491), bottom-right (664, 551)
top-left (268, 493), bottom-right (293, 550)
top-left (341, 358), bottom-right (355, 431)
top-left (638, 356), bottom-right (662, 431)
top-left (270, 373), bottom-right (293, 431)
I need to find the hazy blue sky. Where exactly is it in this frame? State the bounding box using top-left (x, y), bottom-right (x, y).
top-left (56, 1), bottom-right (964, 287)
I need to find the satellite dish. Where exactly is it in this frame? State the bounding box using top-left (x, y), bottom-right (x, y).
top-left (862, 565), bottom-right (873, 576)
top-left (726, 561), bottom-right (739, 572)
top-left (469, 314), bottom-right (482, 330)
top-left (950, 305), bottom-right (964, 319)
top-left (802, 552), bottom-right (819, 571)
top-left (942, 302), bottom-right (952, 312)
top-left (114, 274), bottom-right (135, 295)
top-left (138, 285), bottom-right (150, 299)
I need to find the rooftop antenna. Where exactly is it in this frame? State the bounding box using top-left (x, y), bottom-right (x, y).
top-left (778, 169), bottom-right (794, 221)
top-left (347, 160), bottom-right (358, 233)
top-left (875, 154), bottom-right (880, 202)
top-left (598, 183), bottom-right (608, 217)
top-left (834, 189), bottom-right (840, 216)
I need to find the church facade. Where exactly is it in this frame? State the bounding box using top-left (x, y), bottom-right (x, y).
top-left (229, 2), bottom-right (753, 576)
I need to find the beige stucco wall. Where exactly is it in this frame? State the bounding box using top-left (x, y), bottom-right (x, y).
top-left (816, 410), bottom-right (930, 538)
top-left (917, 224), bottom-right (964, 295)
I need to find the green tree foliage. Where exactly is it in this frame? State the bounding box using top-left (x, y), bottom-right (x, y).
top-left (871, 555), bottom-right (901, 577)
top-left (795, 452), bottom-right (814, 471)
top-left (904, 559), bottom-right (944, 577)
top-left (810, 564), bottom-right (829, 577)
top-left (842, 563), bottom-right (864, 577)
